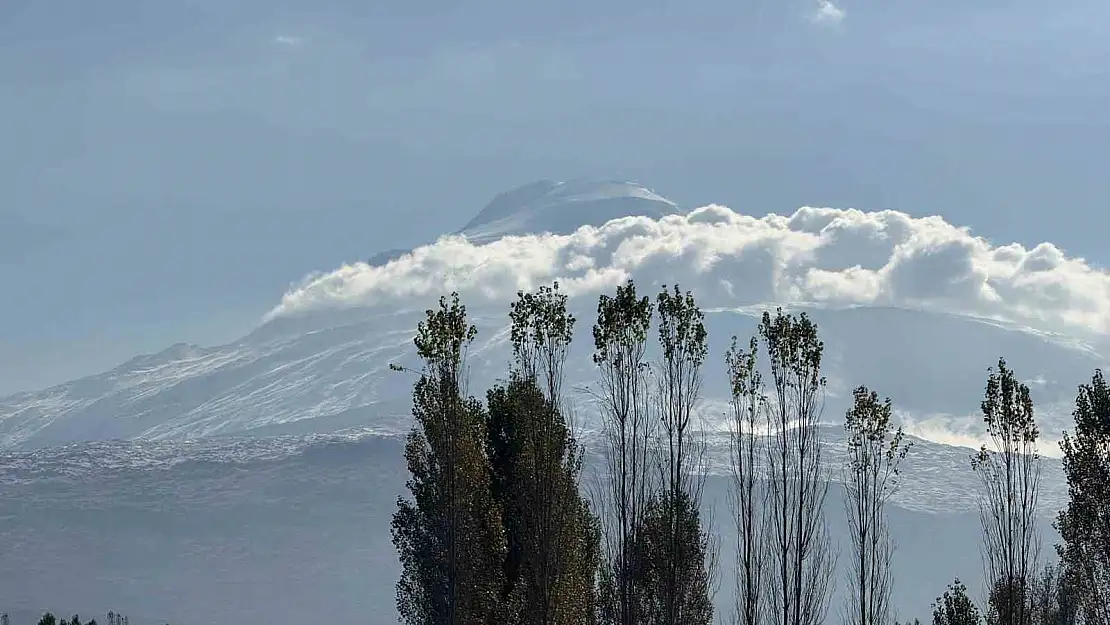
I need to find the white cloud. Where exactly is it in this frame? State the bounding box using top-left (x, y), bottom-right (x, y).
top-left (273, 35), bottom-right (305, 47)
top-left (900, 405), bottom-right (1070, 459)
top-left (265, 204), bottom-right (1110, 340)
top-left (811, 0), bottom-right (846, 25)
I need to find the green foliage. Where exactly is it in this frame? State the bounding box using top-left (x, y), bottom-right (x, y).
top-left (1029, 563), bottom-right (1079, 625)
top-left (843, 386), bottom-right (912, 625)
top-left (974, 359), bottom-right (1039, 465)
top-left (655, 285), bottom-right (707, 372)
top-left (653, 283), bottom-right (709, 496)
top-left (1055, 369), bottom-right (1110, 625)
top-left (759, 308), bottom-right (825, 393)
top-left (509, 281), bottom-right (576, 388)
top-left (844, 386), bottom-right (911, 470)
top-left (632, 490), bottom-right (714, 625)
top-left (592, 279), bottom-right (653, 369)
top-left (971, 359), bottom-right (1042, 625)
top-left (759, 308), bottom-right (836, 625)
top-left (487, 377), bottom-right (601, 625)
top-left (986, 577), bottom-right (1032, 625)
top-left (486, 380), bottom-right (527, 596)
top-left (592, 278), bottom-right (655, 625)
top-left (725, 334), bottom-right (767, 625)
top-left (636, 283), bottom-right (715, 625)
top-left (932, 579), bottom-right (982, 625)
top-left (391, 293), bottom-right (507, 625)
top-left (486, 282), bottom-right (601, 625)
top-left (725, 336), bottom-right (762, 413)
top-left (26, 614), bottom-right (130, 625)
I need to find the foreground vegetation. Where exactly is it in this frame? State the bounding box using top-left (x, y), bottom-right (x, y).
top-left (0, 611), bottom-right (144, 625)
top-left (390, 280), bottom-right (1109, 625)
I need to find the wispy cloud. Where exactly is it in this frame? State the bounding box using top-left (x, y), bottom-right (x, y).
top-left (273, 35), bottom-right (305, 47)
top-left (811, 0), bottom-right (846, 26)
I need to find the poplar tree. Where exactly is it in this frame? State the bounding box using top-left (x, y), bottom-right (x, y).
top-left (1055, 369), bottom-right (1110, 625)
top-left (592, 279), bottom-right (655, 625)
top-left (487, 282), bottom-right (602, 625)
top-left (391, 293), bottom-right (506, 625)
top-left (971, 359), bottom-right (1042, 625)
top-left (634, 285), bottom-right (715, 625)
top-left (843, 386), bottom-right (912, 625)
top-left (761, 309), bottom-right (836, 625)
top-left (726, 335), bottom-right (768, 625)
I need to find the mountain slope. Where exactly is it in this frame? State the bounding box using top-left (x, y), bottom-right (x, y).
top-left (2, 179), bottom-right (1107, 455)
top-left (0, 301), bottom-right (1101, 454)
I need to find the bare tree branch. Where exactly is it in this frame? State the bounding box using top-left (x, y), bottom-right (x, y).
top-left (726, 335), bottom-right (768, 625)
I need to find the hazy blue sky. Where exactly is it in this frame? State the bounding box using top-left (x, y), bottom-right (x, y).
top-left (2, 0), bottom-right (1107, 393)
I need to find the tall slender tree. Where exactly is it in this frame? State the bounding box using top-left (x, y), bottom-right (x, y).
top-left (726, 335), bottom-right (768, 625)
top-left (391, 293), bottom-right (506, 625)
top-left (760, 309), bottom-right (837, 625)
top-left (634, 284), bottom-right (715, 625)
top-left (1055, 369), bottom-right (1110, 625)
top-left (842, 386), bottom-right (912, 625)
top-left (591, 279), bottom-right (655, 625)
top-left (486, 282), bottom-right (602, 625)
top-left (971, 358), bottom-right (1042, 625)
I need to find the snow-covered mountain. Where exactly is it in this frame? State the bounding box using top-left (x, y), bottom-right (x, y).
top-left (456, 177), bottom-right (680, 243)
top-left (2, 178), bottom-right (1107, 623)
top-left (366, 178), bottom-right (680, 266)
top-left (2, 179), bottom-right (1103, 458)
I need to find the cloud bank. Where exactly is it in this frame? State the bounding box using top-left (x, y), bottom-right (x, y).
top-left (267, 205), bottom-right (1110, 339)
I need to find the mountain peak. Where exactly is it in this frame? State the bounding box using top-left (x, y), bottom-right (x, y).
top-left (457, 178), bottom-right (680, 243)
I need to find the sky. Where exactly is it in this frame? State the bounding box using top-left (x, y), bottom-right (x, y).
top-left (1, 0), bottom-right (1108, 394)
